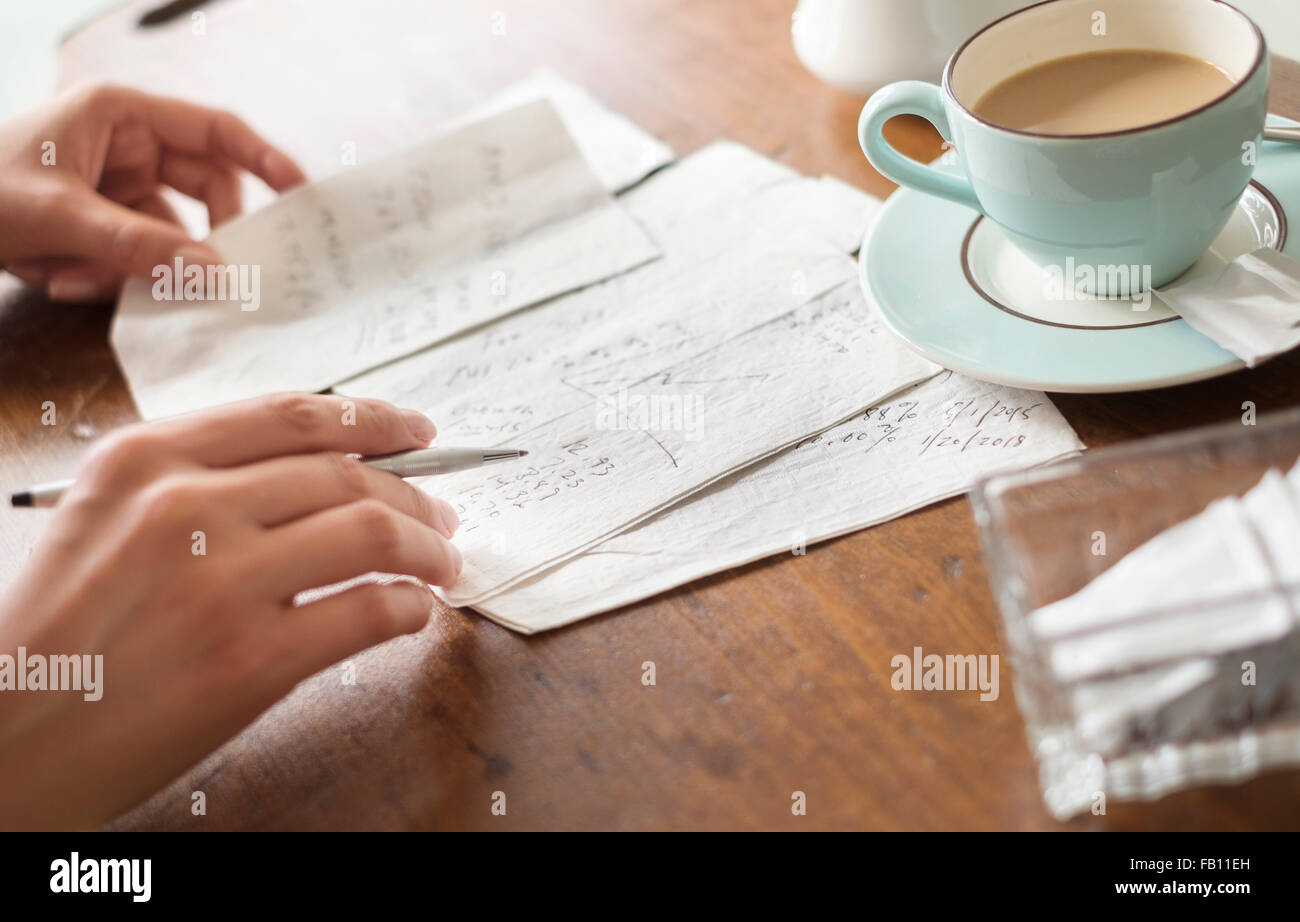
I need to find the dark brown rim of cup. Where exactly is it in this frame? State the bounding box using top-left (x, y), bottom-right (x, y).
top-left (942, 0), bottom-right (1268, 141)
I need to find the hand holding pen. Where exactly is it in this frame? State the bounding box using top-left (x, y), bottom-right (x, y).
top-left (0, 393), bottom-right (526, 829)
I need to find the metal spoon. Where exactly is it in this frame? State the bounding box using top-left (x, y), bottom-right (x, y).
top-left (1264, 125), bottom-right (1300, 143)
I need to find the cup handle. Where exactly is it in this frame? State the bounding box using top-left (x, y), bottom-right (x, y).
top-left (858, 81), bottom-right (984, 214)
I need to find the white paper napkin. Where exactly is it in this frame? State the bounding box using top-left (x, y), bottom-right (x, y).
top-left (1155, 247), bottom-right (1300, 367)
top-left (1031, 459), bottom-right (1300, 684)
top-left (1030, 458), bottom-right (1300, 757)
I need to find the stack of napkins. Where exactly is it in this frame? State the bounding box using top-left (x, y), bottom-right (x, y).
top-left (1031, 458), bottom-right (1300, 756)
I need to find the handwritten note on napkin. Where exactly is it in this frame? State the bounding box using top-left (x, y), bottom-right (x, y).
top-left (338, 140), bottom-right (1086, 623)
top-left (111, 99), bottom-right (661, 418)
top-left (339, 142), bottom-right (942, 605)
top-left (476, 369), bottom-right (1084, 631)
top-left (363, 259), bottom-right (937, 606)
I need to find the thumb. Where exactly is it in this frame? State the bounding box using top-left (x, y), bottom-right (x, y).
top-left (60, 191), bottom-right (222, 281)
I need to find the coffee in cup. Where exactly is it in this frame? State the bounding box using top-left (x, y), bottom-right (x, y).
top-left (972, 49), bottom-right (1237, 135)
top-left (858, 0), bottom-right (1269, 294)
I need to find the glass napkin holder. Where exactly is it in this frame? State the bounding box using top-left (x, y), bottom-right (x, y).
top-left (971, 407), bottom-right (1300, 819)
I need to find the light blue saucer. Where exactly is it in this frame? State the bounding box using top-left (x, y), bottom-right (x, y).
top-left (862, 115), bottom-right (1300, 393)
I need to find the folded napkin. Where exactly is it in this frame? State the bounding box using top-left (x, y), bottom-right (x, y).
top-left (1033, 478), bottom-right (1299, 684)
top-left (1030, 457), bottom-right (1300, 756)
top-left (1155, 247), bottom-right (1300, 367)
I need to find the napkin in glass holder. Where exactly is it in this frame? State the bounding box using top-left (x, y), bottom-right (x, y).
top-left (972, 408), bottom-right (1300, 819)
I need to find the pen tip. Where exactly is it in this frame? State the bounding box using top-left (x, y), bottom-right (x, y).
top-left (518, 450), bottom-right (528, 457)
top-left (10, 492), bottom-right (31, 507)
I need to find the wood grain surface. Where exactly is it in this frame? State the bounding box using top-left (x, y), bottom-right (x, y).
top-left (1, 0), bottom-right (1298, 830)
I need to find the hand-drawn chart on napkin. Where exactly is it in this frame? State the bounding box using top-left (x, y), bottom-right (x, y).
top-left (112, 98), bottom-right (661, 418)
top-left (478, 369), bottom-right (1084, 631)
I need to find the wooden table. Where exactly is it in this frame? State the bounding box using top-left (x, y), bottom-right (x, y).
top-left (2, 0), bottom-right (1298, 830)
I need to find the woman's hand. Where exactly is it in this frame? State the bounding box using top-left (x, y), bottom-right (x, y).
top-left (0, 393), bottom-right (461, 830)
top-left (0, 83), bottom-right (306, 301)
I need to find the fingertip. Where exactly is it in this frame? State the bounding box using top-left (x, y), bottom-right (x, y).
top-left (262, 148), bottom-right (307, 191)
top-left (433, 499), bottom-right (460, 538)
top-left (448, 541), bottom-right (463, 582)
top-left (175, 243), bottom-right (224, 268)
top-left (367, 578), bottom-right (436, 639)
top-left (400, 408), bottom-right (437, 444)
top-left (397, 579), bottom-right (437, 631)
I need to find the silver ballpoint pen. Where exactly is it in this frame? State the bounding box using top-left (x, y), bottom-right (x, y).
top-left (9, 446), bottom-right (529, 508)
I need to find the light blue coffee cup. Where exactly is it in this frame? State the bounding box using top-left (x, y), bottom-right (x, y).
top-left (859, 0), bottom-right (1269, 293)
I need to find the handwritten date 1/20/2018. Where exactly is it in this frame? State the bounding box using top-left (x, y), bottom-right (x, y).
top-left (919, 429), bottom-right (1028, 456)
top-left (920, 398), bottom-right (1041, 456)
